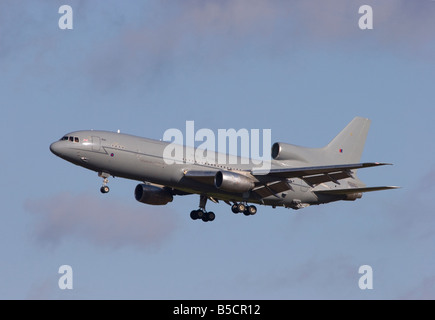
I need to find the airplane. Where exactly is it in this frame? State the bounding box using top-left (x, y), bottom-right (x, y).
top-left (49, 117), bottom-right (398, 222)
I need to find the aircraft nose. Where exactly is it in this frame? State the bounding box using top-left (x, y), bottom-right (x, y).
top-left (50, 141), bottom-right (62, 156)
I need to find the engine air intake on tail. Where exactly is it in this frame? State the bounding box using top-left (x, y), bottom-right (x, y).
top-left (271, 142), bottom-right (311, 162)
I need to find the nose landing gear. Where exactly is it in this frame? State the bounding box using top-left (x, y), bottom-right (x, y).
top-left (98, 172), bottom-right (111, 194)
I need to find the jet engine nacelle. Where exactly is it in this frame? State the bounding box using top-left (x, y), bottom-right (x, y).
top-left (134, 184), bottom-right (173, 205)
top-left (271, 142), bottom-right (311, 162)
top-left (214, 171), bottom-right (255, 193)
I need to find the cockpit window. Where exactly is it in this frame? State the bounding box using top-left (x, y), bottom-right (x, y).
top-left (60, 136), bottom-right (80, 143)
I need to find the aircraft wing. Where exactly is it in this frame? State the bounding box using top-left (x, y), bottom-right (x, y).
top-left (252, 162), bottom-right (390, 177)
top-left (182, 163), bottom-right (394, 199)
top-left (251, 180), bottom-right (293, 198)
top-left (250, 162), bottom-right (393, 198)
top-left (252, 162), bottom-right (391, 186)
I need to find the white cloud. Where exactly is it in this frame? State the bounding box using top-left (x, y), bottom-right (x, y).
top-left (82, 0), bottom-right (435, 90)
top-left (25, 193), bottom-right (180, 250)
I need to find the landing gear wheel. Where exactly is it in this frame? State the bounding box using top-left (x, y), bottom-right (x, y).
top-left (98, 172), bottom-right (111, 194)
top-left (247, 205), bottom-right (257, 215)
top-left (196, 210), bottom-right (204, 219)
top-left (190, 210), bottom-right (199, 220)
top-left (207, 212), bottom-right (215, 222)
top-left (231, 204), bottom-right (239, 214)
top-left (237, 203), bottom-right (246, 213)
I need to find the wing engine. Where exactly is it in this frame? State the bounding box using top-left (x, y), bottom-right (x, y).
top-left (184, 170), bottom-right (255, 193)
top-left (134, 184), bottom-right (173, 205)
top-left (214, 171), bottom-right (255, 193)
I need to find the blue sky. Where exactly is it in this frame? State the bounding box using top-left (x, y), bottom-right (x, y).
top-left (1, 0), bottom-right (435, 299)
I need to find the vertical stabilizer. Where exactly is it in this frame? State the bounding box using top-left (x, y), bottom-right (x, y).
top-left (323, 117), bottom-right (371, 164)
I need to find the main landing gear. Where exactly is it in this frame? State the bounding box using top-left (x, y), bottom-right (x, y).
top-left (98, 172), bottom-right (110, 194)
top-left (189, 196), bottom-right (258, 222)
top-left (190, 195), bottom-right (215, 222)
top-left (190, 209), bottom-right (215, 222)
top-left (231, 203), bottom-right (257, 216)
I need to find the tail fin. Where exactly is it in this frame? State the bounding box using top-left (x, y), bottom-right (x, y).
top-left (323, 117), bottom-right (371, 164)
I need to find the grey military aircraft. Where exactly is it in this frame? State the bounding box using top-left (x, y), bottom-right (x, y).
top-left (50, 117), bottom-right (398, 222)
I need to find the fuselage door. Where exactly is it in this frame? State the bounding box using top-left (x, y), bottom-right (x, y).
top-left (92, 136), bottom-right (101, 151)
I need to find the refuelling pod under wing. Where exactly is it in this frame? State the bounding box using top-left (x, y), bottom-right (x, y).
top-left (134, 184), bottom-right (173, 205)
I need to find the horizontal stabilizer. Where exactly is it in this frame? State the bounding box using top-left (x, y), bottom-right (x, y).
top-left (315, 186), bottom-right (400, 195)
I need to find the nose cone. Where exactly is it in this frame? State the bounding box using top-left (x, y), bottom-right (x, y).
top-left (50, 141), bottom-right (62, 157)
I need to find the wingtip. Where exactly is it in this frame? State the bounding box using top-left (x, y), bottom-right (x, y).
top-left (367, 162), bottom-right (393, 166)
top-left (362, 162), bottom-right (393, 167)
top-left (379, 186), bottom-right (401, 191)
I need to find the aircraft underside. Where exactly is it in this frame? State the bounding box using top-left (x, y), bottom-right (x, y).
top-left (97, 168), bottom-right (345, 223)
